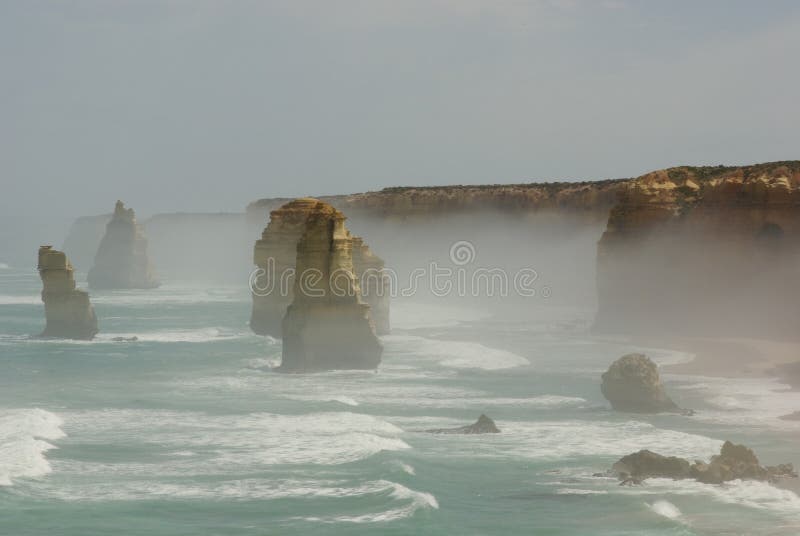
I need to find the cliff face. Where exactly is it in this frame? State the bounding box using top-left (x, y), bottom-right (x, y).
top-left (596, 161), bottom-right (800, 339)
top-left (88, 201), bottom-right (160, 290)
top-left (251, 198), bottom-right (390, 337)
top-left (280, 199), bottom-right (383, 371)
top-left (38, 246), bottom-right (98, 340)
top-left (246, 180), bottom-right (626, 225)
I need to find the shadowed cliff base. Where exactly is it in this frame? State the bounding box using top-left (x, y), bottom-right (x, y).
top-left (595, 160), bottom-right (800, 341)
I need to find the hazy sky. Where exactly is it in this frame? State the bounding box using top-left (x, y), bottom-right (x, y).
top-left (2, 0), bottom-right (800, 264)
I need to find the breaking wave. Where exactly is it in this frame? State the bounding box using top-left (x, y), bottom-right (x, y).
top-left (0, 409), bottom-right (65, 486)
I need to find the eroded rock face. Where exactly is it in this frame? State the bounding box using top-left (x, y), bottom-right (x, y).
top-left (279, 200), bottom-right (383, 371)
top-left (596, 161), bottom-right (800, 339)
top-left (612, 450), bottom-right (691, 481)
top-left (88, 201), bottom-right (159, 290)
top-left (251, 198), bottom-right (390, 337)
top-left (38, 246), bottom-right (98, 340)
top-left (601, 354), bottom-right (680, 413)
top-left (612, 441), bottom-right (797, 485)
top-left (425, 414), bottom-right (501, 434)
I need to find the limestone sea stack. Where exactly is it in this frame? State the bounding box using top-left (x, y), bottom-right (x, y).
top-left (279, 200), bottom-right (383, 371)
top-left (38, 246), bottom-right (98, 340)
top-left (601, 354), bottom-right (681, 413)
top-left (251, 198), bottom-right (390, 337)
top-left (88, 201), bottom-right (159, 289)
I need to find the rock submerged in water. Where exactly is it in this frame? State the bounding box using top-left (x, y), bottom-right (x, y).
top-left (611, 441), bottom-right (797, 485)
top-left (38, 246), bottom-right (98, 340)
top-left (601, 353), bottom-right (683, 414)
top-left (425, 414), bottom-right (500, 434)
top-left (88, 201), bottom-right (159, 290)
top-left (279, 200), bottom-right (383, 372)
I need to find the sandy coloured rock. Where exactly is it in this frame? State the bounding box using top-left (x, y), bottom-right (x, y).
top-left (38, 246), bottom-right (98, 340)
top-left (279, 200), bottom-right (383, 371)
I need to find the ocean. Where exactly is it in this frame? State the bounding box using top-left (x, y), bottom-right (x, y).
top-left (1, 265), bottom-right (799, 535)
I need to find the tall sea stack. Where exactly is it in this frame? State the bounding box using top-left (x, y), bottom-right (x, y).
top-left (251, 198), bottom-right (390, 337)
top-left (38, 246), bottom-right (98, 340)
top-left (88, 201), bottom-right (159, 290)
top-left (279, 200), bottom-right (383, 371)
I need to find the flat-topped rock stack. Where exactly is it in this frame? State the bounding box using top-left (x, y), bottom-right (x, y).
top-left (279, 199), bottom-right (383, 372)
top-left (88, 200), bottom-right (159, 290)
top-left (38, 246), bottom-right (98, 340)
top-left (251, 198), bottom-right (390, 338)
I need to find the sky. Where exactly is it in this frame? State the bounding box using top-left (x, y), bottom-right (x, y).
top-left (2, 0), bottom-right (800, 265)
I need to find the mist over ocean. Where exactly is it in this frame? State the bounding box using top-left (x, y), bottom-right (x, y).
top-left (2, 265), bottom-right (799, 535)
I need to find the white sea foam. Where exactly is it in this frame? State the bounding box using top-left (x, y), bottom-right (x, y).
top-left (62, 410), bottom-right (408, 469)
top-left (617, 478), bottom-right (800, 519)
top-left (97, 328), bottom-right (248, 343)
top-left (416, 419), bottom-right (722, 462)
top-left (0, 409), bottom-right (65, 486)
top-left (0, 262), bottom-right (10, 269)
top-left (671, 376), bottom-right (800, 430)
top-left (648, 499), bottom-right (683, 520)
top-left (0, 295), bottom-right (40, 305)
top-left (32, 476), bottom-right (434, 518)
top-left (384, 334), bottom-right (529, 370)
top-left (303, 481), bottom-right (438, 523)
top-left (556, 488), bottom-right (608, 495)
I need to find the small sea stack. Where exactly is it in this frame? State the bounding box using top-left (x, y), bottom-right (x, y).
top-left (251, 197), bottom-right (390, 337)
top-left (425, 414), bottom-right (501, 434)
top-left (38, 246), bottom-right (98, 340)
top-left (88, 200), bottom-right (159, 290)
top-left (279, 200), bottom-right (382, 372)
top-left (601, 353), bottom-right (684, 414)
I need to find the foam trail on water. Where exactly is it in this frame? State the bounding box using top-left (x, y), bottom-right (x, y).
top-left (0, 295), bottom-right (40, 305)
top-left (302, 481), bottom-right (439, 523)
top-left (384, 335), bottom-right (529, 370)
top-left (648, 500), bottom-right (683, 520)
top-left (0, 409), bottom-right (65, 486)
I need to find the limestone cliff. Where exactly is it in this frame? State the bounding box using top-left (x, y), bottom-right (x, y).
top-left (595, 161), bottom-right (800, 339)
top-left (38, 246), bottom-right (98, 340)
top-left (88, 201), bottom-right (159, 290)
top-left (251, 198), bottom-right (390, 337)
top-left (280, 199), bottom-right (382, 371)
top-left (246, 180), bottom-right (626, 224)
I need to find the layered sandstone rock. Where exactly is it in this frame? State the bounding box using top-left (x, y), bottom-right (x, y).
top-left (612, 442), bottom-right (797, 485)
top-left (279, 200), bottom-right (383, 371)
top-left (596, 161), bottom-right (800, 339)
top-left (247, 180), bottom-right (626, 224)
top-left (601, 354), bottom-right (683, 414)
top-left (88, 201), bottom-right (159, 290)
top-left (38, 246), bottom-right (98, 340)
top-left (251, 198), bottom-right (389, 337)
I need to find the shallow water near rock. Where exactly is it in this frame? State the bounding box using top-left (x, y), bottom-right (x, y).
top-left (1, 269), bottom-right (799, 535)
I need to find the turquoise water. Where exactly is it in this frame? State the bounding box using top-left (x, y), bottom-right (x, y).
top-left (1, 266), bottom-right (799, 535)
